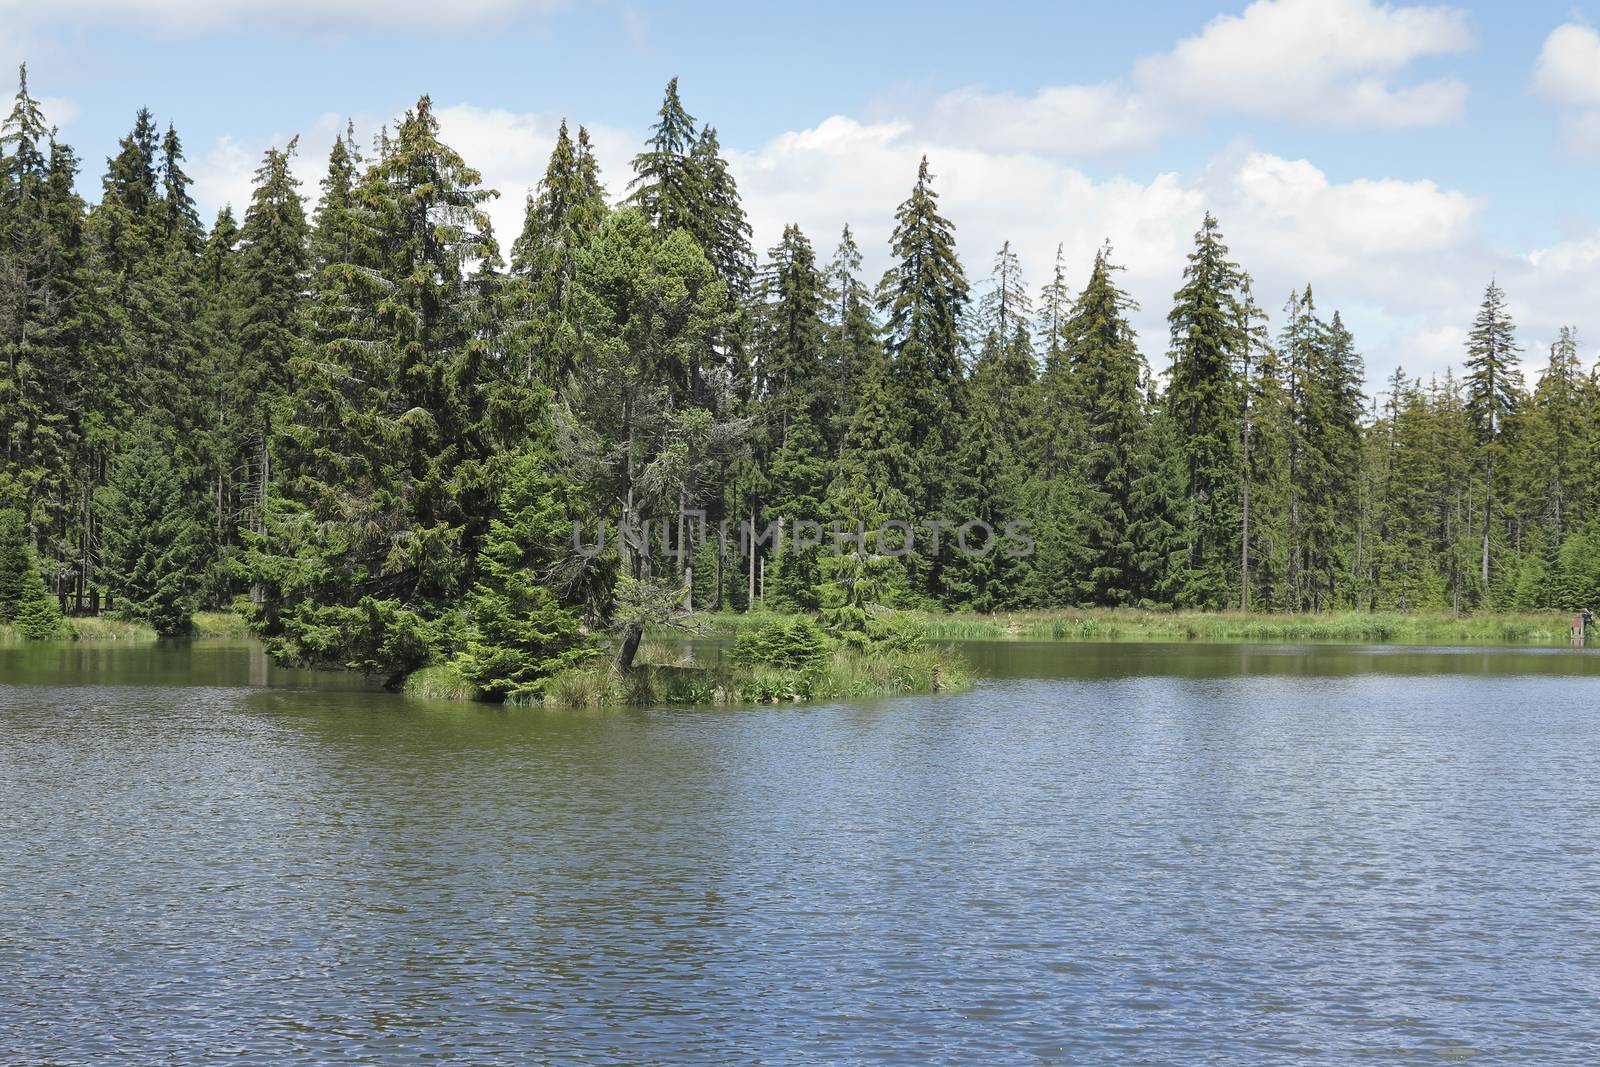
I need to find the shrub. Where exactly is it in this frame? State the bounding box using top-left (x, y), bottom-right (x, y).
top-left (0, 508), bottom-right (64, 639)
top-left (731, 615), bottom-right (835, 670)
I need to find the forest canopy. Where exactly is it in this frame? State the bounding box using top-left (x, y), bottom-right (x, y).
top-left (4, 68), bottom-right (1599, 687)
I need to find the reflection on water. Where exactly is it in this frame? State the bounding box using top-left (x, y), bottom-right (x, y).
top-left (3, 639), bottom-right (1600, 1064)
top-left (957, 638), bottom-right (1600, 680)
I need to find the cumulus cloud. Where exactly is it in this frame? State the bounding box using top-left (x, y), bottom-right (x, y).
top-left (1532, 22), bottom-right (1600, 154)
top-left (1136, 0), bottom-right (1470, 126)
top-left (36, 96), bottom-right (79, 130)
top-left (726, 114), bottom-right (1600, 386)
top-left (0, 0), bottom-right (562, 32)
top-left (188, 102), bottom-right (634, 256)
top-left (925, 0), bottom-right (1471, 156)
top-left (190, 95), bottom-right (1600, 387)
top-left (431, 104), bottom-right (635, 245)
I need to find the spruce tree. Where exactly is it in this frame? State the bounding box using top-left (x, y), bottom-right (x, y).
top-left (510, 119), bottom-right (608, 384)
top-left (0, 506), bottom-right (36, 619)
top-left (877, 156), bottom-right (968, 516)
top-left (159, 123), bottom-right (203, 252)
top-left (822, 225), bottom-right (880, 450)
top-left (0, 66), bottom-right (72, 528)
top-left (971, 242), bottom-right (1037, 461)
top-left (234, 142), bottom-right (309, 536)
top-left (818, 467), bottom-right (900, 647)
top-left (309, 122), bottom-right (362, 272)
top-left (943, 368), bottom-right (1025, 611)
top-left (1067, 244), bottom-right (1150, 605)
top-left (193, 205), bottom-right (242, 594)
top-left (41, 131), bottom-right (106, 590)
top-left (97, 427), bottom-right (196, 636)
top-left (1463, 280), bottom-right (1523, 592)
top-left (626, 78), bottom-right (700, 236)
top-left (250, 96), bottom-right (509, 678)
top-left (755, 224), bottom-right (830, 609)
top-left (689, 125), bottom-right (754, 294)
top-left (558, 208), bottom-right (731, 667)
top-left (0, 508), bottom-right (63, 638)
top-left (833, 349), bottom-right (915, 522)
top-left (1526, 327), bottom-right (1589, 539)
top-left (1127, 396), bottom-right (1189, 606)
top-left (976, 240), bottom-right (1032, 346)
top-left (1165, 213), bottom-right (1249, 607)
top-left (452, 449), bottom-right (597, 701)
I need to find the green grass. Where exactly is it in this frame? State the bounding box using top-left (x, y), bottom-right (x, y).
top-left (402, 662), bottom-right (477, 702)
top-left (541, 645), bottom-right (971, 709)
top-left (680, 607), bottom-right (1578, 647)
top-left (0, 609), bottom-right (251, 644)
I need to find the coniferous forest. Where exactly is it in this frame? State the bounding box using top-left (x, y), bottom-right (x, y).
top-left (4, 69), bottom-right (1600, 692)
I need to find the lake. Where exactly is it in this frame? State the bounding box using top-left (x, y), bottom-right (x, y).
top-left (4, 638), bottom-right (1600, 1064)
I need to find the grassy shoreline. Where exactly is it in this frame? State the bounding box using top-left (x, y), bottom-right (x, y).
top-left (405, 642), bottom-right (971, 707)
top-left (0, 610), bottom-right (251, 645)
top-left (676, 608), bottom-right (1581, 647)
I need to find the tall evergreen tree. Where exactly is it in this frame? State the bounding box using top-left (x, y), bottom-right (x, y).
top-left (0, 506), bottom-right (62, 638)
top-left (452, 448), bottom-right (596, 701)
top-left (1165, 213), bottom-right (1248, 607)
top-left (977, 240), bottom-right (1032, 346)
top-left (557, 208), bottom-right (731, 668)
top-left (510, 119), bottom-right (608, 384)
top-left (97, 426), bottom-right (197, 636)
top-left (1067, 244), bottom-right (1150, 605)
top-left (1525, 326), bottom-right (1589, 539)
top-left (159, 123), bottom-right (202, 252)
top-left (309, 122), bottom-right (362, 272)
top-left (689, 124), bottom-right (754, 294)
top-left (0, 65), bottom-right (71, 528)
top-left (877, 156), bottom-right (968, 515)
top-left (233, 141), bottom-right (310, 542)
top-left (626, 78), bottom-right (700, 237)
top-left (1463, 280), bottom-right (1523, 592)
top-left (822, 225), bottom-right (879, 450)
top-left (249, 96), bottom-right (511, 679)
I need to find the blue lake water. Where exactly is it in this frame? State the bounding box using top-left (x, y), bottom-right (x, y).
top-left (4, 639), bottom-right (1600, 1064)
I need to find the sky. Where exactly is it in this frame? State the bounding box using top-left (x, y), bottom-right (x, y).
top-left (5, 0), bottom-right (1600, 391)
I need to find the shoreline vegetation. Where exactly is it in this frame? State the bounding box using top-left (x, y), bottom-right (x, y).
top-left (8, 605), bottom-right (1587, 711)
top-left (680, 608), bottom-right (1583, 647)
top-left (403, 641), bottom-right (971, 708)
top-left (8, 605), bottom-right (1576, 650)
top-left (7, 74), bottom-right (1600, 716)
top-left (0, 610), bottom-right (249, 645)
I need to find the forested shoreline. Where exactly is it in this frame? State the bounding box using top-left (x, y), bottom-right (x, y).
top-left (2, 70), bottom-right (1598, 696)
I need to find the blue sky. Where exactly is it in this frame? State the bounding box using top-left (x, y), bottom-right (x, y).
top-left (7, 0), bottom-right (1600, 388)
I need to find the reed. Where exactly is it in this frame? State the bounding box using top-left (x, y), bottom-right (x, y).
top-left (684, 608), bottom-right (1576, 647)
top-left (540, 644), bottom-right (971, 708)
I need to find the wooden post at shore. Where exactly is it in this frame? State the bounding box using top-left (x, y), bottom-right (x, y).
top-left (1573, 613), bottom-right (1587, 647)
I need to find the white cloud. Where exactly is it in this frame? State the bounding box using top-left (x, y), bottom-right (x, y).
top-left (923, 84), bottom-right (1163, 156)
top-left (1532, 22), bottom-right (1600, 107)
top-left (189, 135), bottom-right (259, 218)
top-left (37, 96), bottom-right (79, 129)
top-left (193, 97), bottom-right (1596, 387)
top-left (1532, 22), bottom-right (1600, 154)
top-left (924, 0), bottom-right (1471, 156)
top-left (725, 113), bottom-right (1600, 386)
top-left (1136, 0), bottom-right (1470, 126)
top-left (0, 0), bottom-right (562, 32)
top-left (188, 102), bottom-right (634, 257)
top-left (431, 104), bottom-right (635, 247)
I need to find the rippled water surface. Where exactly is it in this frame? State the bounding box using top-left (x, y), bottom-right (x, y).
top-left (5, 639), bottom-right (1600, 1064)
